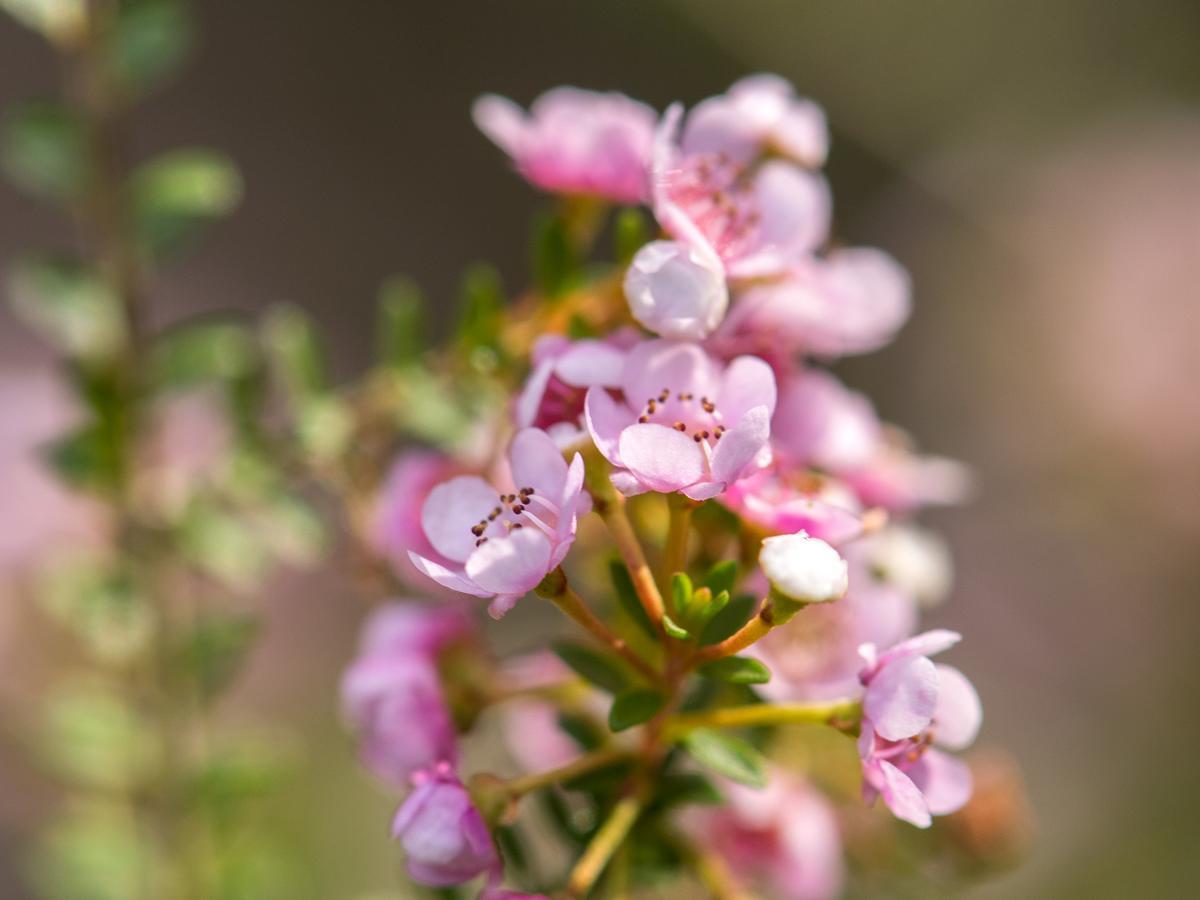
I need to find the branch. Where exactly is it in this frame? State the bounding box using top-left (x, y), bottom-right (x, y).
top-left (664, 699), bottom-right (862, 738)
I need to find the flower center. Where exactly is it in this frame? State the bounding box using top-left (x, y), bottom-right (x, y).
top-left (665, 153), bottom-right (762, 261)
top-left (468, 486), bottom-right (560, 547)
top-left (635, 386), bottom-right (728, 455)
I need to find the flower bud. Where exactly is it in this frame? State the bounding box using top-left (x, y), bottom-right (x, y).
top-left (623, 240), bottom-right (728, 340)
top-left (759, 532), bottom-right (848, 615)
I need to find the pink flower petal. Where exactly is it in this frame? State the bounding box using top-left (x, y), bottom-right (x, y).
top-left (875, 629), bottom-right (962, 670)
top-left (682, 480), bottom-right (726, 501)
top-left (864, 655), bottom-right (938, 741)
top-left (728, 162), bottom-right (831, 278)
top-left (933, 664), bottom-right (982, 750)
top-left (710, 405), bottom-right (771, 484)
top-left (718, 355), bottom-right (778, 422)
top-left (584, 387), bottom-right (627, 466)
top-left (471, 95), bottom-right (527, 157)
top-left (514, 359), bottom-right (555, 429)
top-left (555, 340), bottom-right (628, 387)
top-left (508, 428), bottom-right (568, 500)
top-left (464, 526), bottom-right (553, 598)
top-left (421, 476), bottom-right (502, 563)
top-left (609, 469), bottom-right (648, 496)
top-left (876, 759), bottom-right (932, 828)
top-left (617, 423), bottom-right (706, 493)
top-left (908, 749), bottom-right (973, 816)
top-left (407, 553), bottom-right (491, 598)
top-left (620, 340), bottom-right (719, 407)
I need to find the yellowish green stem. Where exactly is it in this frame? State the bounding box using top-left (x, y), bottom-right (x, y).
top-left (664, 699), bottom-right (862, 738)
top-left (503, 747), bottom-right (632, 799)
top-left (566, 790), bottom-right (646, 898)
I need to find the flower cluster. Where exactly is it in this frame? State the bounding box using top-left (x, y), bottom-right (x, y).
top-left (344, 76), bottom-right (999, 898)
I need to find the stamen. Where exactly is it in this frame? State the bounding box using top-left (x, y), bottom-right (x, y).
top-left (673, 422), bottom-right (687, 432)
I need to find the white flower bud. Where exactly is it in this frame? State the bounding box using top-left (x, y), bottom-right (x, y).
top-left (759, 532), bottom-right (848, 605)
top-left (864, 524), bottom-right (952, 608)
top-left (624, 240), bottom-right (728, 341)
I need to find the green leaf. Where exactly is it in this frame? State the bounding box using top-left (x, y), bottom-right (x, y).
top-left (174, 614), bottom-right (259, 700)
top-left (702, 560), bottom-right (738, 599)
top-left (608, 689), bottom-right (665, 732)
top-left (149, 319), bottom-right (257, 388)
top-left (654, 772), bottom-right (724, 809)
top-left (31, 807), bottom-right (159, 900)
top-left (609, 558), bottom-right (655, 639)
top-left (670, 571), bottom-right (693, 616)
top-left (41, 684), bottom-right (160, 791)
top-left (531, 211), bottom-right (576, 298)
top-left (42, 422), bottom-right (122, 491)
top-left (110, 0), bottom-right (194, 94)
top-left (697, 656), bottom-right (771, 685)
top-left (187, 733), bottom-right (288, 808)
top-left (263, 304), bottom-right (328, 404)
top-left (377, 275), bottom-right (425, 368)
top-left (130, 148), bottom-right (241, 259)
top-left (680, 728), bottom-right (767, 788)
top-left (8, 257), bottom-right (126, 360)
top-left (457, 263), bottom-right (505, 371)
top-left (661, 613), bottom-right (690, 641)
top-left (700, 593), bottom-right (759, 646)
top-left (1, 100), bottom-right (85, 200)
top-left (556, 711), bottom-right (606, 752)
top-left (552, 641), bottom-right (628, 694)
top-left (613, 207), bottom-right (649, 264)
top-left (179, 503), bottom-right (271, 590)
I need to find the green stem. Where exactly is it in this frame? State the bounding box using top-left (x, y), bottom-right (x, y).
top-left (566, 790), bottom-right (646, 898)
top-left (502, 747), bottom-right (632, 799)
top-left (692, 603), bottom-right (774, 663)
top-left (662, 496), bottom-right (694, 590)
top-left (664, 699), bottom-right (862, 738)
top-left (586, 471), bottom-right (665, 632)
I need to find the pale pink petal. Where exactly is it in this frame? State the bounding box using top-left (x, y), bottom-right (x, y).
top-left (515, 359), bottom-right (555, 429)
top-left (876, 760), bottom-right (932, 828)
top-left (875, 629), bottom-right (962, 670)
top-left (583, 387), bottom-right (628, 466)
top-left (508, 428), bottom-right (568, 499)
top-left (421, 476), bottom-right (503, 562)
top-left (487, 593), bottom-right (523, 620)
top-left (609, 469), bottom-right (648, 496)
top-left (464, 527), bottom-right (553, 598)
top-left (717, 355), bottom-right (778, 421)
top-left (932, 664), bottom-right (983, 750)
top-left (710, 405), bottom-right (771, 484)
top-left (555, 340), bottom-right (628, 388)
top-left (408, 553), bottom-right (491, 598)
top-left (620, 340), bottom-right (719, 407)
top-left (728, 162), bottom-right (831, 278)
top-left (908, 749), bottom-right (973, 815)
top-left (618, 423), bottom-right (706, 493)
top-left (864, 655), bottom-right (938, 741)
top-left (472, 95), bottom-right (528, 157)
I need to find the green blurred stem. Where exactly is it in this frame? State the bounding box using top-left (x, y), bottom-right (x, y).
top-left (502, 747), bottom-right (633, 799)
top-left (536, 569), bottom-right (659, 683)
top-left (664, 699), bottom-right (862, 738)
top-left (662, 496), bottom-right (695, 594)
top-left (566, 789), bottom-right (646, 899)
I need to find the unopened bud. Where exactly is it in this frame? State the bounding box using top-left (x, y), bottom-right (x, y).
top-left (759, 532), bottom-right (848, 616)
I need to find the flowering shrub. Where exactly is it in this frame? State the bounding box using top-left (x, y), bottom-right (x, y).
top-left (1, 2), bottom-right (1023, 893)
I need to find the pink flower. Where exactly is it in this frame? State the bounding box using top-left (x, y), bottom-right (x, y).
top-left (771, 370), bottom-right (881, 474)
top-left (719, 467), bottom-right (864, 544)
top-left (623, 240), bottom-right (728, 341)
top-left (857, 631), bottom-right (982, 828)
top-left (652, 104), bottom-right (831, 280)
top-left (515, 333), bottom-right (633, 447)
top-left (843, 437), bottom-right (971, 513)
top-left (749, 550), bottom-right (917, 702)
top-left (720, 247), bottom-right (911, 358)
top-left (372, 449), bottom-right (464, 585)
top-left (340, 603), bottom-right (472, 787)
top-left (682, 74), bottom-right (829, 168)
top-left (472, 87), bottom-right (656, 204)
top-left (392, 762), bottom-right (500, 886)
top-left (689, 771), bottom-right (843, 900)
top-left (409, 429), bottom-right (586, 617)
top-left (584, 340), bottom-right (776, 499)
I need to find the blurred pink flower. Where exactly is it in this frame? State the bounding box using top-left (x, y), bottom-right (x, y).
top-left (515, 333), bottom-right (633, 447)
top-left (771, 369), bottom-right (881, 474)
top-left (857, 631), bottom-right (981, 828)
top-left (584, 340), bottom-right (775, 499)
top-left (392, 762), bottom-right (500, 886)
top-left (720, 247), bottom-right (911, 359)
top-left (719, 467), bottom-right (865, 544)
top-left (689, 770), bottom-right (844, 899)
top-left (843, 435), bottom-right (971, 514)
top-left (409, 429), bottom-right (586, 617)
top-left (372, 448), bottom-right (465, 587)
top-left (652, 105), bottom-right (831, 280)
top-left (682, 74), bottom-right (829, 168)
top-left (500, 699), bottom-right (581, 774)
top-left (472, 87), bottom-right (656, 204)
top-left (623, 240), bottom-right (728, 341)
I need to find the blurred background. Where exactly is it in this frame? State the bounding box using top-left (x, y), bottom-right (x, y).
top-left (2, 1), bottom-right (1198, 897)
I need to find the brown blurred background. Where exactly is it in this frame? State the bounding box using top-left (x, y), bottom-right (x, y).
top-left (2, 1), bottom-right (1199, 897)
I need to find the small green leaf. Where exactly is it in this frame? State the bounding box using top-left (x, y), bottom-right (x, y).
top-left (43, 422), bottom-right (122, 491)
top-left (110, 0), bottom-right (194, 94)
top-left (608, 689), bottom-right (665, 732)
top-left (130, 148), bottom-right (241, 259)
top-left (703, 560), bottom-right (738, 598)
top-left (149, 319), bottom-right (256, 388)
top-left (1, 100), bottom-right (85, 200)
top-left (670, 572), bottom-right (693, 616)
top-left (662, 613), bottom-right (690, 640)
top-left (531, 211), bottom-right (576, 298)
top-left (556, 711), bottom-right (606, 751)
top-left (552, 641), bottom-right (628, 694)
top-left (609, 558), bottom-right (655, 639)
top-left (8, 257), bottom-right (126, 360)
top-left (377, 275), bottom-right (425, 368)
top-left (41, 684), bottom-right (160, 791)
top-left (263, 304), bottom-right (328, 405)
top-left (680, 728), bottom-right (767, 788)
top-left (613, 207), bottom-right (649, 264)
top-left (700, 593), bottom-right (759, 646)
top-left (654, 772), bottom-right (724, 809)
top-left (697, 656), bottom-right (772, 685)
top-left (174, 614), bottom-right (259, 700)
